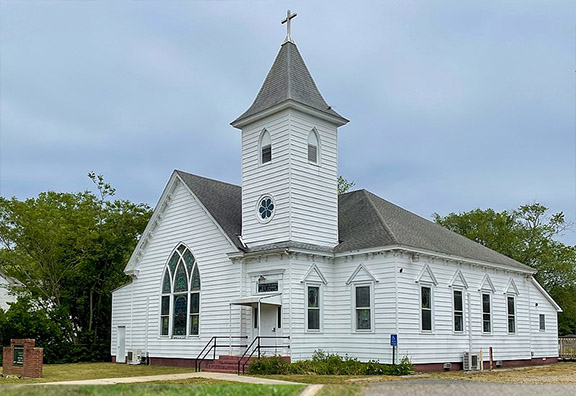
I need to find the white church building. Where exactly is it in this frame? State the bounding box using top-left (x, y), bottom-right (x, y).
top-left (111, 13), bottom-right (561, 372)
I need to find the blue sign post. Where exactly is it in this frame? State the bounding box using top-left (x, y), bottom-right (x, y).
top-left (390, 334), bottom-right (398, 365)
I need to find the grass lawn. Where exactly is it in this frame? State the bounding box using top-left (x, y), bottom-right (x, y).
top-left (0, 362), bottom-right (195, 384)
top-left (0, 384), bottom-right (306, 396)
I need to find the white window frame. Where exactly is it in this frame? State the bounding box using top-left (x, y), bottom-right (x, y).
top-left (259, 129), bottom-right (272, 165)
top-left (352, 282), bottom-right (374, 333)
top-left (507, 295), bottom-right (517, 334)
top-left (420, 283), bottom-right (434, 333)
top-left (305, 282), bottom-right (322, 332)
top-left (481, 292), bottom-right (492, 334)
top-left (307, 129), bottom-right (320, 165)
top-left (453, 288), bottom-right (465, 334)
top-left (539, 314), bottom-right (546, 331)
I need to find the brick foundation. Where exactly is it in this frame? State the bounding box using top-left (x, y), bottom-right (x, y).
top-left (2, 339), bottom-right (43, 378)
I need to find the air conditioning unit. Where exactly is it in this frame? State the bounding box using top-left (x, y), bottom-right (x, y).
top-left (443, 362), bottom-right (452, 370)
top-left (127, 349), bottom-right (142, 365)
top-left (463, 352), bottom-right (479, 371)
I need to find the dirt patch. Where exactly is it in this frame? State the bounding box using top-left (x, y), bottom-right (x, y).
top-left (426, 362), bottom-right (576, 384)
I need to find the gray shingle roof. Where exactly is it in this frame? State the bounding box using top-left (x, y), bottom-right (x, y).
top-left (176, 171), bottom-right (243, 250)
top-left (176, 171), bottom-right (532, 272)
top-left (337, 190), bottom-right (533, 271)
top-left (231, 42), bottom-right (348, 126)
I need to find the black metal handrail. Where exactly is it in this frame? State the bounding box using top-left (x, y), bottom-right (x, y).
top-left (237, 336), bottom-right (290, 375)
top-left (195, 336), bottom-right (248, 372)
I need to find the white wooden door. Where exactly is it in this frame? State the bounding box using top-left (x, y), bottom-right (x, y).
top-left (116, 326), bottom-right (126, 363)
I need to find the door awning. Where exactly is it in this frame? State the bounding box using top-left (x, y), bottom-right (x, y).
top-left (229, 293), bottom-right (282, 307)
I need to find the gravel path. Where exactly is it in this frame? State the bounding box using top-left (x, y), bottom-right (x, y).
top-left (363, 379), bottom-right (576, 396)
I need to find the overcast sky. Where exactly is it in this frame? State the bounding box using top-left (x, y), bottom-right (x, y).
top-left (1, 1), bottom-right (575, 245)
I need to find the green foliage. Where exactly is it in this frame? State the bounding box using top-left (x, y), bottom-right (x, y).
top-left (0, 173), bottom-right (152, 362)
top-left (247, 355), bottom-right (290, 375)
top-left (248, 350), bottom-right (413, 376)
top-left (434, 203), bottom-right (576, 335)
top-left (338, 176), bottom-right (355, 195)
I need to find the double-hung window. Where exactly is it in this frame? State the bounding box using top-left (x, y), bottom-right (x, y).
top-left (421, 286), bottom-right (433, 332)
top-left (507, 296), bottom-right (516, 334)
top-left (482, 293), bottom-right (492, 333)
top-left (355, 284), bottom-right (372, 331)
top-left (453, 290), bottom-right (464, 332)
top-left (307, 285), bottom-right (321, 331)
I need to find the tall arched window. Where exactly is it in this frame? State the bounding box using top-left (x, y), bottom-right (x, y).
top-left (160, 245), bottom-right (201, 337)
top-left (308, 129), bottom-right (319, 164)
top-left (260, 129), bottom-right (272, 164)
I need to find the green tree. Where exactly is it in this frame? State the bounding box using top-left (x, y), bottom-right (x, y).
top-left (338, 176), bottom-right (355, 194)
top-left (434, 203), bottom-right (576, 335)
top-left (0, 173), bottom-right (151, 361)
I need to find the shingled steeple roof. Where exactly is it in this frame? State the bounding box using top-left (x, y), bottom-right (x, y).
top-left (231, 41), bottom-right (348, 127)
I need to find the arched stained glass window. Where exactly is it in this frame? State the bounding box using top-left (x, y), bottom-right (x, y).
top-left (168, 254), bottom-right (179, 274)
top-left (191, 266), bottom-right (200, 291)
top-left (184, 250), bottom-right (195, 274)
top-left (174, 264), bottom-right (188, 293)
top-left (160, 245), bottom-right (201, 337)
top-left (162, 269), bottom-right (171, 294)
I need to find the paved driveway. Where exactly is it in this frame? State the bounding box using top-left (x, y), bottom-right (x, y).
top-left (363, 379), bottom-right (576, 396)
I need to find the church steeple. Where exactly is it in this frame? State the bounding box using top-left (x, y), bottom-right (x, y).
top-left (231, 17), bottom-right (348, 128)
top-left (233, 12), bottom-right (347, 249)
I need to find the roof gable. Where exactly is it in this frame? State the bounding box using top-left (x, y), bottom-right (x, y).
top-left (346, 263), bottom-right (378, 284)
top-left (504, 278), bottom-right (520, 295)
top-left (449, 269), bottom-right (469, 289)
top-left (479, 273), bottom-right (496, 292)
top-left (415, 264), bottom-right (438, 286)
top-left (301, 263), bottom-right (328, 285)
top-left (175, 171), bottom-right (243, 250)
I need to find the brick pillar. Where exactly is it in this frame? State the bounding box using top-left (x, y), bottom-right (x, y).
top-left (2, 339), bottom-right (43, 378)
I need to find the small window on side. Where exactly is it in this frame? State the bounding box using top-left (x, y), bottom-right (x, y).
top-left (539, 314), bottom-right (546, 331)
top-left (260, 130), bottom-right (272, 164)
top-left (307, 130), bottom-right (319, 164)
top-left (421, 286), bottom-right (432, 331)
top-left (482, 293), bottom-right (492, 333)
top-left (453, 290), bottom-right (464, 332)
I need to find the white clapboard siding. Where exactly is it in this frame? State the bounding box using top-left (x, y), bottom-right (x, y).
top-left (111, 178), bottom-right (242, 359)
top-left (393, 253), bottom-right (557, 363)
top-left (0, 275), bottom-right (17, 311)
top-left (240, 109), bottom-right (339, 247)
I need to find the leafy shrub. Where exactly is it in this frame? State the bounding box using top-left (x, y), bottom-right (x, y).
top-left (247, 349), bottom-right (414, 376)
top-left (247, 355), bottom-right (289, 375)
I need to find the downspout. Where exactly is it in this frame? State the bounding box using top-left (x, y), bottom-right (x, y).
top-left (394, 252), bottom-right (399, 364)
top-left (467, 291), bottom-right (473, 365)
top-left (287, 249), bottom-right (292, 359)
top-left (526, 276), bottom-right (533, 359)
top-left (229, 303), bottom-right (232, 355)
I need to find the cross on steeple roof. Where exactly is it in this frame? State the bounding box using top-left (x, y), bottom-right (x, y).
top-left (281, 10), bottom-right (297, 43)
